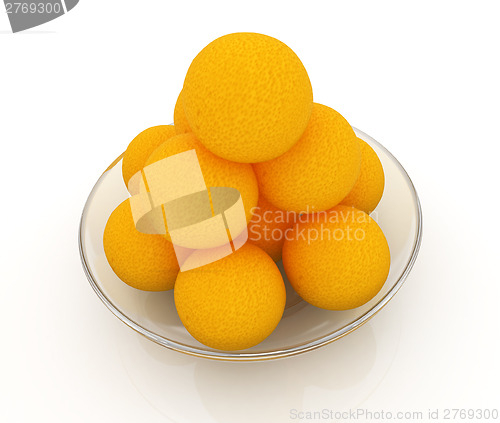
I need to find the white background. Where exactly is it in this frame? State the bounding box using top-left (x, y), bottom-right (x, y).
top-left (1, 1), bottom-right (499, 422)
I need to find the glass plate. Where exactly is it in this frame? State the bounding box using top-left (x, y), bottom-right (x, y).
top-left (79, 128), bottom-right (422, 361)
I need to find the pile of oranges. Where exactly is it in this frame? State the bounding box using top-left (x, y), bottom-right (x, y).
top-left (103, 33), bottom-right (390, 351)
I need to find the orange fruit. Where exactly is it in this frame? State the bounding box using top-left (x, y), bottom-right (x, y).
top-left (145, 133), bottom-right (258, 223)
top-left (254, 103), bottom-right (361, 213)
top-left (174, 244), bottom-right (286, 350)
top-left (173, 90), bottom-right (191, 134)
top-left (340, 138), bottom-right (385, 213)
top-left (248, 196), bottom-right (295, 261)
top-left (122, 125), bottom-right (177, 188)
top-left (282, 205), bottom-right (390, 310)
top-left (183, 32), bottom-right (313, 163)
top-left (103, 199), bottom-right (179, 291)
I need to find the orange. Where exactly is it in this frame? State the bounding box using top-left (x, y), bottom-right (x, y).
top-left (183, 32), bottom-right (313, 163)
top-left (254, 103), bottom-right (361, 213)
top-left (103, 199), bottom-right (179, 291)
top-left (145, 133), bottom-right (258, 223)
top-left (173, 90), bottom-right (191, 134)
top-left (122, 125), bottom-right (177, 188)
top-left (248, 196), bottom-right (295, 261)
top-left (174, 244), bottom-right (286, 350)
top-left (340, 138), bottom-right (385, 213)
top-left (282, 205), bottom-right (390, 310)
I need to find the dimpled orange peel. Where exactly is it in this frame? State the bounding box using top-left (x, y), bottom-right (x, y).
top-left (174, 244), bottom-right (286, 351)
top-left (173, 90), bottom-right (191, 134)
top-left (122, 125), bottom-right (177, 188)
top-left (254, 103), bottom-right (361, 213)
top-left (182, 32), bottom-right (313, 163)
top-left (248, 195), bottom-right (295, 261)
top-left (145, 133), bottom-right (259, 223)
top-left (283, 205), bottom-right (390, 310)
top-left (103, 199), bottom-right (179, 291)
top-left (340, 138), bottom-right (385, 213)
top-left (99, 32), bottom-right (397, 352)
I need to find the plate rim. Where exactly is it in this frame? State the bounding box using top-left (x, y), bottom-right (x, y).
top-left (78, 127), bottom-right (423, 361)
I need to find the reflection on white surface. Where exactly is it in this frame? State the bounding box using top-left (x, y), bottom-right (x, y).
top-left (117, 304), bottom-right (401, 423)
top-left (86, 129), bottom-right (409, 418)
